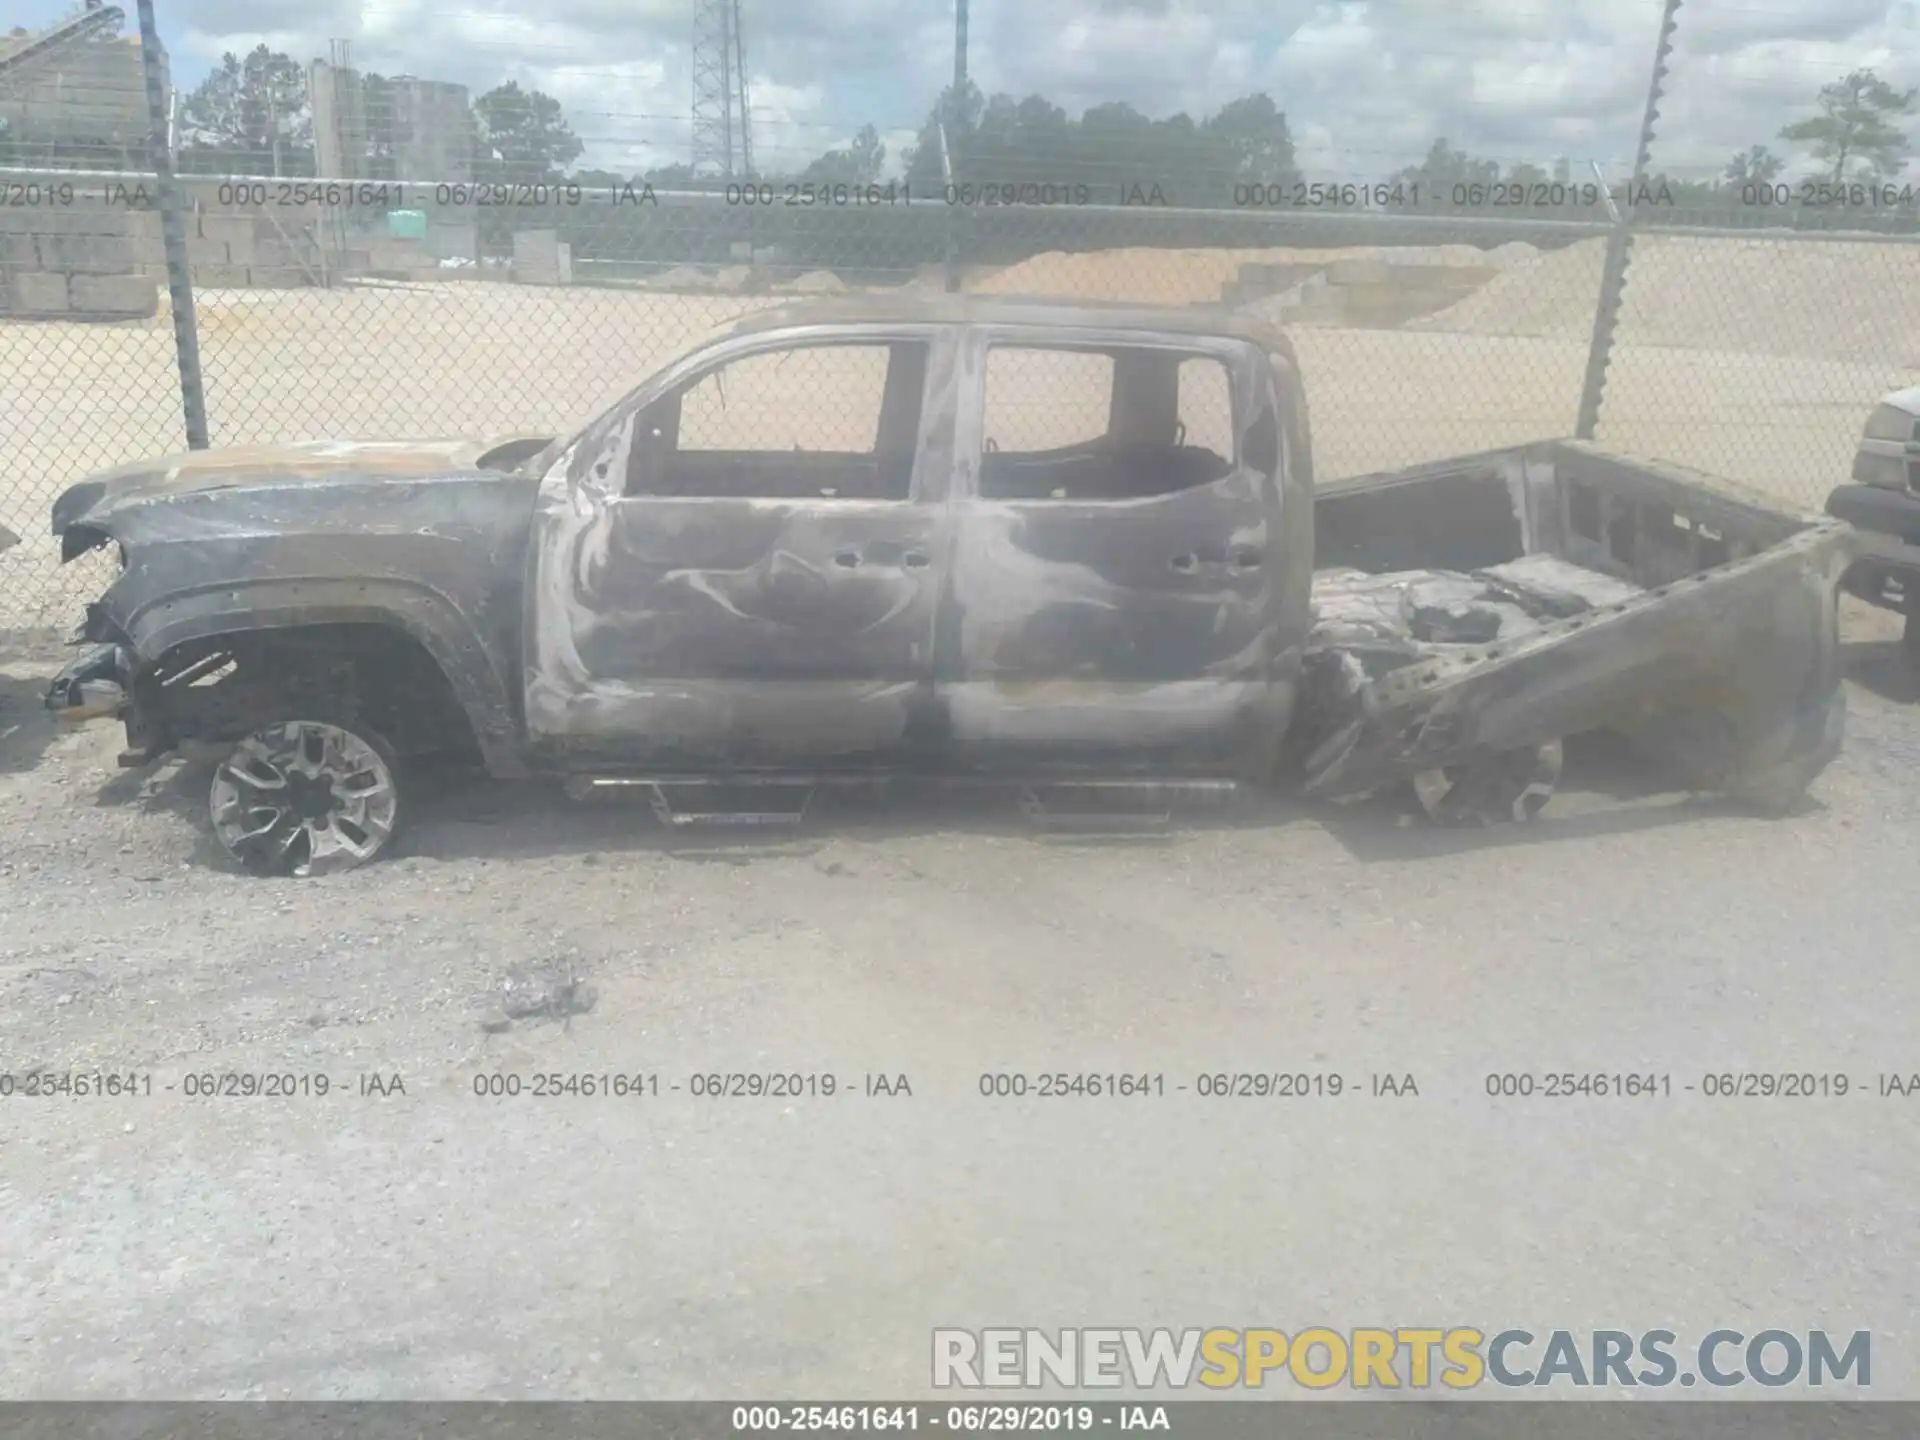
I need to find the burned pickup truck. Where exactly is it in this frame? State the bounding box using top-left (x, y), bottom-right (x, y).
top-left (44, 294), bottom-right (1855, 874)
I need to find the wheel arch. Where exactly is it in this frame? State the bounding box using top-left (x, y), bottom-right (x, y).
top-left (121, 581), bottom-right (528, 777)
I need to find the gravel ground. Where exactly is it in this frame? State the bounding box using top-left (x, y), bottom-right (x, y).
top-left (1, 606), bottom-right (1919, 1400)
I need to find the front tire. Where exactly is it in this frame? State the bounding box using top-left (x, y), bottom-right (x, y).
top-left (210, 716), bottom-right (404, 876)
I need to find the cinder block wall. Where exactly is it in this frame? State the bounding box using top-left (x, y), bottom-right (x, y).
top-left (0, 200), bottom-right (159, 319)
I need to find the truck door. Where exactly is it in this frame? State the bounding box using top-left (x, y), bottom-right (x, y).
top-left (938, 331), bottom-right (1300, 773)
top-left (524, 330), bottom-right (956, 770)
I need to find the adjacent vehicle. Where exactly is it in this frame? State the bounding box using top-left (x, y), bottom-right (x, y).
top-left (43, 295), bottom-right (1858, 875)
top-left (1825, 383), bottom-right (1920, 665)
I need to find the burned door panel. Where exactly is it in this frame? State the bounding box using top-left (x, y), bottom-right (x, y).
top-left (941, 334), bottom-right (1293, 769)
top-left (525, 333), bottom-right (952, 769)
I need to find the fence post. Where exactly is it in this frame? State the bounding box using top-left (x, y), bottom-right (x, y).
top-left (134, 0), bottom-right (209, 450)
top-left (943, 0), bottom-right (968, 293)
top-left (1576, 0), bottom-right (1682, 440)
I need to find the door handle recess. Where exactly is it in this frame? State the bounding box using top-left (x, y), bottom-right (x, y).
top-left (1232, 548), bottom-right (1262, 569)
top-left (833, 550), bottom-right (861, 568)
top-left (902, 551), bottom-right (931, 569)
top-left (1169, 552), bottom-right (1198, 574)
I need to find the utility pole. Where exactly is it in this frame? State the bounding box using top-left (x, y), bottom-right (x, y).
top-left (954, 0), bottom-right (967, 95)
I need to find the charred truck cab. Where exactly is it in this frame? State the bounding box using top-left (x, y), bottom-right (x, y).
top-left (44, 295), bottom-right (1859, 876)
top-left (521, 303), bottom-right (1312, 780)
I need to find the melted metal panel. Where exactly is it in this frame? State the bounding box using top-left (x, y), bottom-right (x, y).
top-left (938, 330), bottom-right (1299, 767)
top-left (56, 469), bottom-right (540, 776)
top-left (524, 329), bottom-right (960, 768)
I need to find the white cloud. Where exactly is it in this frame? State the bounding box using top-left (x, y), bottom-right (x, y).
top-left (878, 127), bottom-right (919, 178)
top-left (148, 0), bottom-right (1920, 179)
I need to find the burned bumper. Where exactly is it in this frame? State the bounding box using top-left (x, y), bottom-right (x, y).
top-left (46, 642), bottom-right (173, 767)
top-left (45, 643), bottom-right (129, 722)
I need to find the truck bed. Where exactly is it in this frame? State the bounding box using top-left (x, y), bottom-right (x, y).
top-left (1293, 440), bottom-right (1859, 810)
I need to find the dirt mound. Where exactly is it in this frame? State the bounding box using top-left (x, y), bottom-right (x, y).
top-left (786, 270), bottom-right (848, 294)
top-left (973, 241), bottom-right (1538, 306)
top-left (1413, 234), bottom-right (1920, 363)
top-left (972, 246), bottom-right (1366, 305)
top-left (1407, 239), bottom-right (1605, 339)
top-left (1484, 240), bottom-right (1543, 267)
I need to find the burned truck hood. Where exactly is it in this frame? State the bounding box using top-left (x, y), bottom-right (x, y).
top-left (50, 439), bottom-right (548, 773)
top-left (51, 435), bottom-right (553, 540)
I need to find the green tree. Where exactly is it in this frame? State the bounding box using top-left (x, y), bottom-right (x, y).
top-left (570, 167), bottom-right (632, 190)
top-left (1779, 69), bottom-right (1915, 183)
top-left (900, 86), bottom-right (1297, 204)
top-left (1202, 93), bottom-right (1299, 185)
top-left (178, 45), bottom-right (314, 175)
top-left (801, 123), bottom-right (886, 184)
top-left (1724, 143), bottom-right (1786, 185)
top-left (902, 78), bottom-right (985, 189)
top-left (641, 161), bottom-right (709, 189)
top-left (1394, 138), bottom-right (1501, 197)
top-left (472, 81), bottom-right (584, 183)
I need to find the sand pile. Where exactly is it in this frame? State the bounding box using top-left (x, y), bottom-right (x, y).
top-left (785, 270), bottom-right (849, 294)
top-left (972, 241), bottom-right (1541, 306)
top-left (1413, 234), bottom-right (1920, 364)
top-left (1406, 238), bottom-right (1606, 338)
top-left (1242, 284), bottom-right (1313, 326)
top-left (972, 245), bottom-right (1370, 305)
top-left (1484, 240), bottom-right (1544, 267)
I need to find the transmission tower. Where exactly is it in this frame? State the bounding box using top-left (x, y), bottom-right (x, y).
top-left (690, 0), bottom-right (753, 178)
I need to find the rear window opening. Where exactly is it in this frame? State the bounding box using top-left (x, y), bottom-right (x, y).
top-left (979, 345), bottom-right (1237, 502)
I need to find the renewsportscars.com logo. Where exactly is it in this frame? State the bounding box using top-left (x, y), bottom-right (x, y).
top-left (931, 1328), bottom-right (1872, 1391)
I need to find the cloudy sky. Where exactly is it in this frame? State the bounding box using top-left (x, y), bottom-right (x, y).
top-left (17, 0), bottom-right (1920, 180)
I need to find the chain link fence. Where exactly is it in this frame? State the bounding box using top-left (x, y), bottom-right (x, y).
top-left (4, 6), bottom-right (1920, 630)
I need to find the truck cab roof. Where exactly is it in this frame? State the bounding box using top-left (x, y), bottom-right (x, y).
top-left (709, 291), bottom-right (1302, 358)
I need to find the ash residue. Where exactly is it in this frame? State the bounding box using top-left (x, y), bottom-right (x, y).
top-left (482, 951), bottom-right (599, 1033)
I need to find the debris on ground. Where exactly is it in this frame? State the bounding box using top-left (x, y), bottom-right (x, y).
top-left (481, 952), bottom-right (600, 1032)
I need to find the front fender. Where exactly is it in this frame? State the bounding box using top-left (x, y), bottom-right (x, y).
top-left (111, 577), bottom-right (529, 777)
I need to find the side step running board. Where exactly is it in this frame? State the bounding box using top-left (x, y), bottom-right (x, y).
top-left (563, 774), bottom-right (1241, 830)
top-left (566, 776), bottom-right (819, 827)
top-left (1017, 779), bottom-right (1238, 833)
